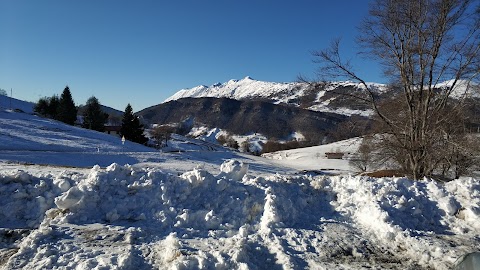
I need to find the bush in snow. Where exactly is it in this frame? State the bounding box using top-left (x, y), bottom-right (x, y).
top-left (261, 139), bottom-right (303, 154)
top-left (349, 135), bottom-right (377, 172)
top-left (150, 125), bottom-right (175, 149)
top-left (217, 134), bottom-right (239, 149)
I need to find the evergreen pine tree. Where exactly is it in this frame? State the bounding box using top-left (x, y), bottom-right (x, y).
top-left (120, 104), bottom-right (135, 139)
top-left (48, 95), bottom-right (60, 119)
top-left (120, 103), bottom-right (148, 145)
top-left (131, 115), bottom-right (149, 145)
top-left (34, 97), bottom-right (50, 117)
top-left (82, 96), bottom-right (107, 132)
top-left (57, 86), bottom-right (77, 125)
top-left (34, 95), bottom-right (60, 119)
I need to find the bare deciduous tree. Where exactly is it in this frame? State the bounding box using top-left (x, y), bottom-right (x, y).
top-left (330, 115), bottom-right (371, 142)
top-left (150, 125), bottom-right (175, 149)
top-left (314, 0), bottom-right (480, 179)
top-left (349, 136), bottom-right (376, 172)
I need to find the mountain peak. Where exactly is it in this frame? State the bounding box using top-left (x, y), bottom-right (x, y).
top-left (164, 77), bottom-right (296, 103)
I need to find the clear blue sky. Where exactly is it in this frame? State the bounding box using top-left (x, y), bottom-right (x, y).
top-left (1, 0), bottom-right (381, 111)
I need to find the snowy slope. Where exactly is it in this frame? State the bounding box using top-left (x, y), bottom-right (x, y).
top-left (0, 109), bottom-right (292, 174)
top-left (0, 110), bottom-right (150, 152)
top-left (0, 109), bottom-right (155, 166)
top-left (0, 95), bottom-right (35, 114)
top-left (262, 137), bottom-right (362, 173)
top-left (0, 109), bottom-right (479, 269)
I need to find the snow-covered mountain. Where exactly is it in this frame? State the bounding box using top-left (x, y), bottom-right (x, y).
top-left (138, 97), bottom-right (349, 143)
top-left (436, 79), bottom-right (480, 99)
top-left (164, 77), bottom-right (480, 117)
top-left (165, 76), bottom-right (304, 103)
top-left (164, 76), bottom-right (388, 116)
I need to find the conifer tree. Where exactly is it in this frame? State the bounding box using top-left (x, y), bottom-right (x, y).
top-left (120, 103), bottom-right (148, 145)
top-left (120, 104), bottom-right (135, 139)
top-left (34, 95), bottom-right (60, 119)
top-left (82, 96), bottom-right (107, 132)
top-left (57, 86), bottom-right (77, 125)
top-left (34, 97), bottom-right (50, 117)
top-left (48, 95), bottom-right (60, 119)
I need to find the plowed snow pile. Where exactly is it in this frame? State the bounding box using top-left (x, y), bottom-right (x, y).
top-left (1, 160), bottom-right (479, 269)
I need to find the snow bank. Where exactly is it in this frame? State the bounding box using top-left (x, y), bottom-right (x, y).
top-left (0, 169), bottom-right (80, 228)
top-left (1, 161), bottom-right (479, 269)
top-left (312, 175), bottom-right (480, 268)
top-left (49, 161), bottom-right (264, 237)
top-left (445, 177), bottom-right (480, 230)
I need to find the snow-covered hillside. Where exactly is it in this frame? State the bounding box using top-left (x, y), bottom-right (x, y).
top-left (262, 137), bottom-right (362, 173)
top-left (0, 109), bottom-right (293, 173)
top-left (0, 95), bottom-right (35, 114)
top-left (0, 110), bottom-right (154, 167)
top-left (0, 109), bottom-right (479, 269)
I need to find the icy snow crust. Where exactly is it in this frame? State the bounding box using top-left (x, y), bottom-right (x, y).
top-left (1, 161), bottom-right (479, 269)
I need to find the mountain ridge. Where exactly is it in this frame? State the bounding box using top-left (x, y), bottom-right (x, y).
top-left (163, 76), bottom-right (479, 117)
top-left (138, 97), bottom-right (351, 142)
top-left (164, 76), bottom-right (387, 117)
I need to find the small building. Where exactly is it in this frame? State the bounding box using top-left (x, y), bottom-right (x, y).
top-left (104, 125), bottom-right (122, 137)
top-left (325, 152), bottom-right (345, 159)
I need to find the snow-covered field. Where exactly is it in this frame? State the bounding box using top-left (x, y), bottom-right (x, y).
top-left (1, 109), bottom-right (479, 269)
top-left (262, 137), bottom-right (362, 174)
